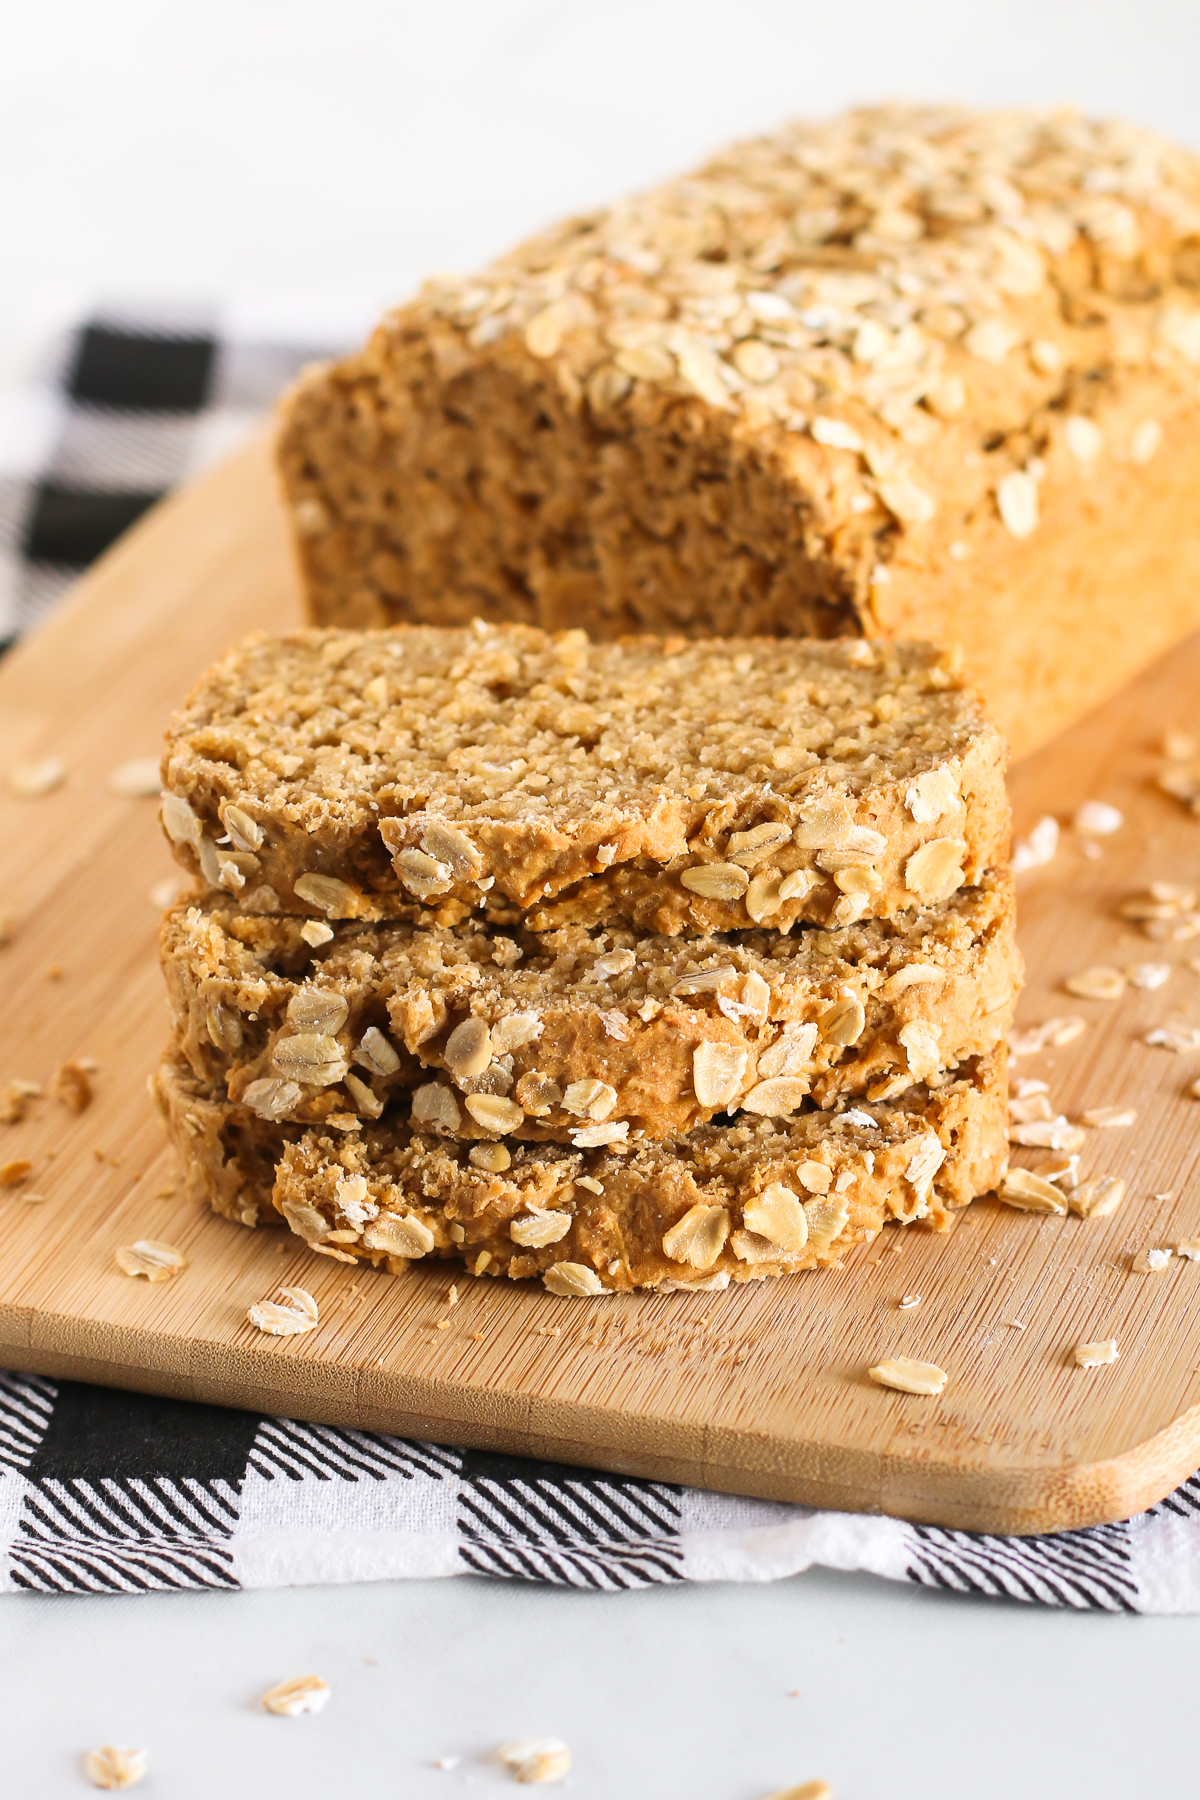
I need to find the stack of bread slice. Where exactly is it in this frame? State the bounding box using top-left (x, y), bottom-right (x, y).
top-left (154, 622), bottom-right (1018, 1295)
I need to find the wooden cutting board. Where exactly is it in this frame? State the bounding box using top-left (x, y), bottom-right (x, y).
top-left (2, 431), bottom-right (1200, 1536)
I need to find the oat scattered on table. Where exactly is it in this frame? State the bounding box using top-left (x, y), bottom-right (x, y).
top-left (1176, 1239), bottom-right (1200, 1260)
top-left (868, 1356), bottom-right (947, 1396)
top-left (497, 1739), bottom-right (572, 1785)
top-left (1069, 1175), bottom-right (1126, 1220)
top-left (1064, 965), bottom-right (1126, 1001)
top-left (0, 1078), bottom-right (42, 1126)
top-left (1075, 1338), bottom-right (1119, 1368)
top-left (109, 758), bottom-right (162, 798)
top-left (898, 1293), bottom-right (921, 1309)
top-left (248, 1287), bottom-right (319, 1336)
top-left (149, 874), bottom-right (186, 908)
top-left (1080, 1105), bottom-right (1138, 1129)
top-left (1008, 1092), bottom-right (1053, 1124)
top-left (115, 1240), bottom-right (186, 1282)
top-left (1011, 816), bottom-right (1058, 874)
top-left (761, 1785), bottom-right (834, 1800)
top-left (1120, 883), bottom-right (1200, 942)
top-left (1145, 1021), bottom-right (1200, 1052)
top-left (1041, 1152), bottom-right (1080, 1189)
top-left (1072, 801), bottom-right (1123, 836)
top-left (84, 1745), bottom-right (146, 1790)
top-left (1007, 1116), bottom-right (1085, 1152)
top-left (1157, 755), bottom-right (1200, 815)
top-left (52, 1061), bottom-right (93, 1113)
top-left (0, 1158), bottom-right (32, 1188)
top-left (7, 757), bottom-right (65, 799)
top-left (998, 1169), bottom-right (1067, 1214)
top-left (1127, 962), bottom-right (1171, 990)
top-left (261, 1675), bottom-right (331, 1715)
top-left (1132, 1247), bottom-right (1173, 1274)
top-left (1007, 1016), bottom-right (1086, 1057)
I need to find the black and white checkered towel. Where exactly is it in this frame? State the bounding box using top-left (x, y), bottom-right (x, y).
top-left (0, 306), bottom-right (355, 647)
top-left (3, 314), bottom-right (1200, 1611)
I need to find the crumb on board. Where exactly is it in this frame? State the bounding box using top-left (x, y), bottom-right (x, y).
top-left (249, 1287), bottom-right (319, 1336)
top-left (7, 757), bottom-right (66, 799)
top-left (53, 1061), bottom-right (93, 1112)
top-left (115, 1240), bottom-right (186, 1282)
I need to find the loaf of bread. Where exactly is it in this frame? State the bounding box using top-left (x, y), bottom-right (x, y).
top-left (153, 1048), bottom-right (1007, 1289)
top-left (162, 868), bottom-right (1018, 1142)
top-left (160, 623), bottom-right (1008, 932)
top-left (278, 106), bottom-right (1200, 755)
top-left (154, 619), bottom-right (1017, 1293)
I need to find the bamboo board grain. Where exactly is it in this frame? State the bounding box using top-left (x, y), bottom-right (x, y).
top-left (2, 431), bottom-right (1200, 1535)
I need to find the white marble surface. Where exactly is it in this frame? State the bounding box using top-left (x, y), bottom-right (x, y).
top-left (4, 1562), bottom-right (1200, 1797)
top-left (5, 4), bottom-right (1200, 1793)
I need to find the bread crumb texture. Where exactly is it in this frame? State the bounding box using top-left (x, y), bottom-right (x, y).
top-left (153, 1047), bottom-right (1006, 1293)
top-left (161, 624), bottom-right (1007, 929)
top-left (160, 868), bottom-right (1017, 1142)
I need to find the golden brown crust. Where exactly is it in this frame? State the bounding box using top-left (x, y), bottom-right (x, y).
top-left (161, 870), bottom-right (1018, 1141)
top-left (276, 106), bottom-right (1200, 755)
top-left (154, 1048), bottom-right (1008, 1292)
top-left (160, 624), bottom-right (1008, 932)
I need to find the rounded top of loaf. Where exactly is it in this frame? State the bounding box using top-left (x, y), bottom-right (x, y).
top-left (373, 104), bottom-right (1200, 540)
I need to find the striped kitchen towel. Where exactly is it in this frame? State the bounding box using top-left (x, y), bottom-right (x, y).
top-left (2, 1367), bottom-right (1199, 1609)
top-left (0, 306), bottom-right (355, 650)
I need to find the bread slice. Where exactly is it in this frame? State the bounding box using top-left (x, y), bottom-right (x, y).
top-left (161, 624), bottom-right (1007, 932)
top-left (277, 105), bottom-right (1200, 757)
top-left (152, 1048), bottom-right (1007, 1290)
top-left (162, 868), bottom-right (1017, 1142)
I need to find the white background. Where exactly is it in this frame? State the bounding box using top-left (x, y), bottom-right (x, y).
top-left (4, 2), bottom-right (1200, 1794)
top-left (3, 0), bottom-right (1200, 386)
